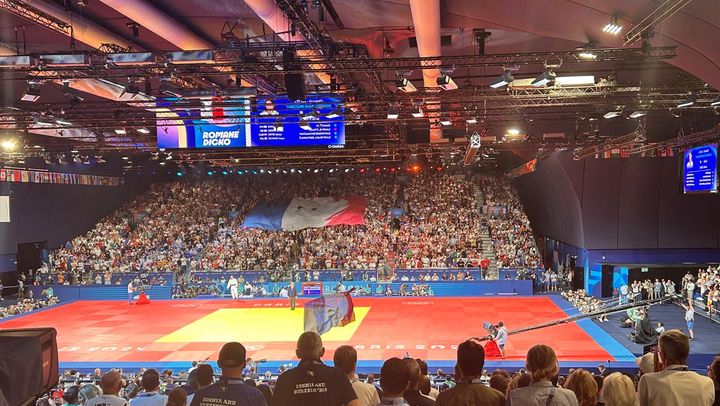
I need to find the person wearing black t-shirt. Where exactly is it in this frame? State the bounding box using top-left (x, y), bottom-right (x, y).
top-left (271, 332), bottom-right (359, 406)
top-left (189, 342), bottom-right (267, 406)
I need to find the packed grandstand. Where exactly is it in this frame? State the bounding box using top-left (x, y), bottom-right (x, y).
top-left (32, 173), bottom-right (541, 287)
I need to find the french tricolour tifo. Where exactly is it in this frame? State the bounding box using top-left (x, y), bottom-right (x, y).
top-left (241, 196), bottom-right (366, 231)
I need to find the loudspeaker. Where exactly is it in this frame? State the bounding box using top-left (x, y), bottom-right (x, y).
top-left (283, 50), bottom-right (305, 101)
top-left (0, 328), bottom-right (59, 406)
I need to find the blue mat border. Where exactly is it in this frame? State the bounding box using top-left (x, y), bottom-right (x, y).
top-left (548, 296), bottom-right (636, 362)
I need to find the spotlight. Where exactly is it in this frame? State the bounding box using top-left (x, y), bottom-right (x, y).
top-left (602, 17), bottom-right (623, 35)
top-left (677, 94), bottom-right (695, 108)
top-left (396, 77), bottom-right (417, 93)
top-left (411, 107), bottom-right (424, 118)
top-left (531, 71), bottom-right (556, 87)
top-left (489, 71), bottom-right (514, 89)
top-left (1, 139), bottom-right (16, 150)
top-left (21, 83), bottom-right (41, 102)
top-left (578, 51), bottom-right (598, 60)
top-left (138, 127), bottom-right (150, 134)
top-left (115, 129), bottom-right (127, 135)
top-left (325, 109), bottom-right (341, 119)
top-left (603, 111), bottom-right (621, 119)
top-left (466, 117), bottom-right (478, 124)
top-left (436, 74), bottom-right (458, 90)
top-left (387, 108), bottom-right (399, 120)
top-left (507, 128), bottom-right (520, 136)
top-left (629, 111), bottom-right (646, 119)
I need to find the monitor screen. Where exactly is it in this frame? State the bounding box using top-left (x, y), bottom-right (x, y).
top-left (682, 144), bottom-right (718, 194)
top-left (156, 96), bottom-right (345, 149)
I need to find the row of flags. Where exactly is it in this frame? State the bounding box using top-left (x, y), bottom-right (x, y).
top-left (0, 168), bottom-right (123, 187)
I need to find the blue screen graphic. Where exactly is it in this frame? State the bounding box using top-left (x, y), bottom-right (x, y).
top-left (156, 96), bottom-right (344, 149)
top-left (683, 144), bottom-right (718, 194)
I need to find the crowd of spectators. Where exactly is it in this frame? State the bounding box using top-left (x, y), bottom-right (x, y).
top-left (35, 329), bottom-right (718, 406)
top-left (0, 296), bottom-right (59, 319)
top-left (478, 176), bottom-right (542, 269)
top-left (35, 173), bottom-right (543, 287)
top-left (562, 289), bottom-right (610, 323)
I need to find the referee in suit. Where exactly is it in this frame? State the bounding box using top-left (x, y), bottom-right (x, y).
top-left (289, 282), bottom-right (297, 310)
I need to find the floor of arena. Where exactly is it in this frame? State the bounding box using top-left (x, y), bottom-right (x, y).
top-left (0, 296), bottom-right (638, 372)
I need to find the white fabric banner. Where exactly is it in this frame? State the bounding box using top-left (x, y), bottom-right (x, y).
top-left (0, 196), bottom-right (9, 222)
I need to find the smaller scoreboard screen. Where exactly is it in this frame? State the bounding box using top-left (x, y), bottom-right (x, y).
top-left (683, 144), bottom-right (718, 194)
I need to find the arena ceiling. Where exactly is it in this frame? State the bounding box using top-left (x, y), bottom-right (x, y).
top-left (0, 0), bottom-right (719, 167)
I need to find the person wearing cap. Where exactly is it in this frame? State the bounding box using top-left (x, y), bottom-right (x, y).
top-left (85, 371), bottom-right (129, 406)
top-left (189, 342), bottom-right (267, 406)
top-left (637, 329), bottom-right (715, 406)
top-left (271, 332), bottom-right (359, 406)
top-left (129, 369), bottom-right (167, 406)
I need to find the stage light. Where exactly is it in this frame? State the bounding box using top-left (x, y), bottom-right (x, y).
top-left (603, 17), bottom-right (623, 35)
top-left (411, 164), bottom-right (421, 173)
top-left (207, 170), bottom-right (214, 175)
top-left (411, 107), bottom-right (424, 118)
top-left (489, 71), bottom-right (514, 89)
top-left (439, 117), bottom-right (451, 126)
top-left (122, 156), bottom-right (129, 160)
top-left (222, 170), bottom-right (228, 175)
top-left (629, 111), bottom-right (646, 119)
top-left (297, 169), bottom-right (303, 174)
top-left (396, 77), bottom-right (417, 93)
top-left (603, 111), bottom-right (621, 119)
top-left (436, 74), bottom-right (458, 90)
top-left (507, 128), bottom-right (520, 136)
top-left (1, 139), bottom-right (16, 151)
top-left (166, 50), bottom-right (214, 64)
top-left (176, 171), bottom-right (183, 177)
top-left (578, 51), bottom-right (598, 60)
top-left (291, 168), bottom-right (296, 173)
top-left (138, 127), bottom-right (150, 134)
top-left (466, 117), bottom-right (478, 124)
top-left (677, 95), bottom-right (695, 108)
top-left (326, 109), bottom-right (341, 119)
top-left (159, 161), bottom-right (166, 166)
top-left (555, 75), bottom-right (595, 86)
top-left (115, 129), bottom-right (127, 135)
top-left (329, 168), bottom-right (335, 173)
top-left (314, 169), bottom-right (320, 173)
top-left (344, 168), bottom-right (350, 173)
top-left (21, 83), bottom-right (41, 102)
top-left (531, 71), bottom-right (556, 87)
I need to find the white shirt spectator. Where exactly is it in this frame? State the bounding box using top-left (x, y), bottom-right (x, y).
top-left (128, 392), bottom-right (167, 406)
top-left (637, 366), bottom-right (715, 406)
top-left (350, 376), bottom-right (380, 406)
top-left (85, 394), bottom-right (129, 406)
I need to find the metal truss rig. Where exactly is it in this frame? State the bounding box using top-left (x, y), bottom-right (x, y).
top-left (1, 46), bottom-right (677, 81)
top-left (0, 0), bottom-right (72, 39)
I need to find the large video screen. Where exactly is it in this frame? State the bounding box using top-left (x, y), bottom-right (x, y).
top-left (156, 96), bottom-right (344, 149)
top-left (683, 144), bottom-right (718, 194)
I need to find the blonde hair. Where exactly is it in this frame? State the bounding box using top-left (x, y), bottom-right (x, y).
top-left (601, 373), bottom-right (635, 406)
top-left (563, 369), bottom-right (598, 406)
top-left (525, 344), bottom-right (559, 382)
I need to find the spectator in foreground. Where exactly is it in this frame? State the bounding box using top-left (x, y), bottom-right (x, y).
top-left (709, 356), bottom-right (720, 406)
top-left (417, 359), bottom-right (439, 400)
top-left (189, 342), bottom-right (266, 406)
top-left (507, 344), bottom-right (578, 405)
top-left (600, 373), bottom-right (635, 406)
top-left (62, 386), bottom-right (80, 406)
top-left (333, 345), bottom-right (380, 406)
top-left (271, 332), bottom-right (358, 406)
top-left (186, 364), bottom-right (214, 405)
top-left (129, 369), bottom-right (167, 406)
top-left (435, 338), bottom-right (505, 406)
top-left (402, 357), bottom-right (435, 406)
top-left (166, 388), bottom-right (187, 406)
top-left (637, 330), bottom-right (715, 406)
top-left (79, 384), bottom-right (102, 404)
top-left (380, 358), bottom-right (411, 406)
top-left (562, 369), bottom-right (597, 406)
top-left (85, 371), bottom-right (128, 406)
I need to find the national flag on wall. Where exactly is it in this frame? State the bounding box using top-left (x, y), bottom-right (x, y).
top-left (303, 291), bottom-right (355, 335)
top-left (242, 196), bottom-right (366, 231)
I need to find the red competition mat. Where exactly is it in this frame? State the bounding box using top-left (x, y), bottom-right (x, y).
top-left (0, 297), bottom-right (613, 363)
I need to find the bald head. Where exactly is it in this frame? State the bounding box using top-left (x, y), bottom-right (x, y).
top-left (101, 371), bottom-right (122, 395)
top-left (402, 358), bottom-right (422, 388)
top-left (296, 331), bottom-right (324, 360)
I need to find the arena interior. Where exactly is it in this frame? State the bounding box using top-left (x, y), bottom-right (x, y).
top-left (0, 1), bottom-right (719, 405)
